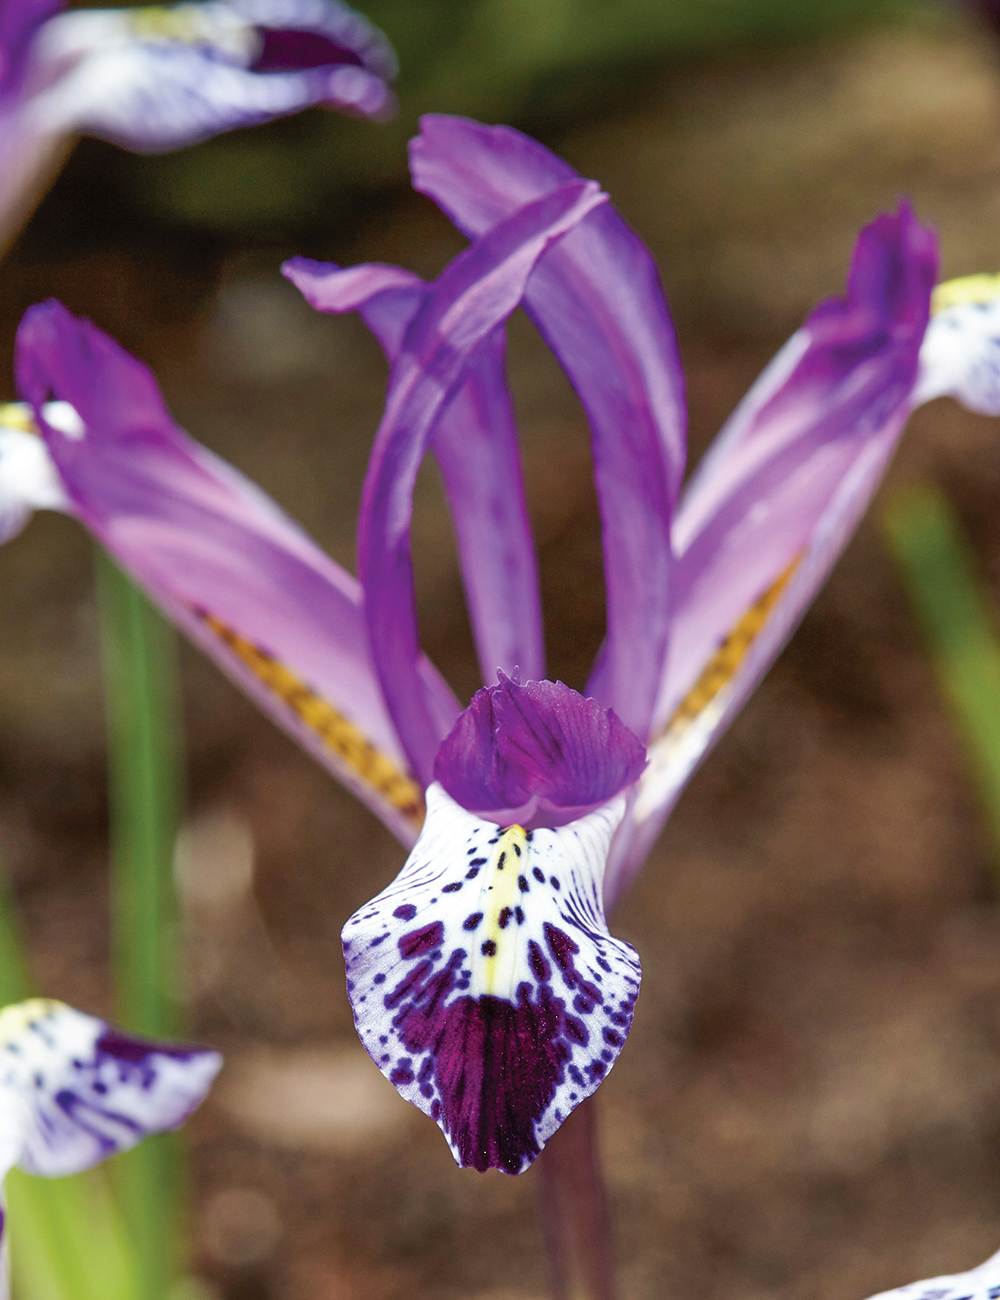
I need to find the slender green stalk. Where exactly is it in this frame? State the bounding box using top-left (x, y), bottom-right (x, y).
top-left (536, 1099), bottom-right (616, 1300)
top-left (884, 483), bottom-right (1000, 879)
top-left (96, 548), bottom-right (186, 1300)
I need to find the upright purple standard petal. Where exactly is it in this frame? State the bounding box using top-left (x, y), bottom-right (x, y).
top-left (410, 114), bottom-right (685, 741)
top-left (284, 256), bottom-right (546, 685)
top-left (0, 999), bottom-right (220, 1179)
top-left (14, 300), bottom-right (454, 843)
top-left (343, 784), bottom-right (640, 1174)
top-left (357, 178), bottom-right (608, 784)
top-left (604, 206), bottom-right (937, 905)
top-left (434, 672), bottom-right (646, 825)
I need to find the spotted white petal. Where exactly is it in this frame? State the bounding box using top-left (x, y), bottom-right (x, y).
top-left (913, 274), bottom-right (1000, 415)
top-left (865, 1247), bottom-right (1000, 1300)
top-left (0, 405), bottom-right (68, 543)
top-left (0, 999), bottom-right (221, 1179)
top-left (26, 0), bottom-right (395, 150)
top-left (342, 784), bottom-right (641, 1175)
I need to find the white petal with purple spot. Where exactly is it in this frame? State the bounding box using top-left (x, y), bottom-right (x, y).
top-left (0, 999), bottom-right (221, 1178)
top-left (342, 784), bottom-right (641, 1174)
top-left (914, 277), bottom-right (1000, 415)
top-left (865, 1247), bottom-right (1000, 1300)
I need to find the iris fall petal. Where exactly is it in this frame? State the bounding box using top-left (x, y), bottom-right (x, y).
top-left (342, 783), bottom-right (640, 1174)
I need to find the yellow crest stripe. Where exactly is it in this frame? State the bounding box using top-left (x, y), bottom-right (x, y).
top-left (662, 558), bottom-right (800, 740)
top-left (197, 612), bottom-right (425, 830)
top-left (931, 274), bottom-right (1000, 316)
top-left (0, 402), bottom-right (37, 434)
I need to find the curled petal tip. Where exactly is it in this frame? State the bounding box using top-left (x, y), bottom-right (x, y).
top-left (343, 785), bottom-right (640, 1173)
top-left (434, 675), bottom-right (646, 825)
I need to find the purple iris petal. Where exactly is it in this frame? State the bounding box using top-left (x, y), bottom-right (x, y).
top-left (409, 115), bottom-right (685, 743)
top-left (657, 202), bottom-right (937, 729)
top-left (0, 0), bottom-right (61, 101)
top-left (13, 299), bottom-right (455, 843)
top-left (603, 205), bottom-right (937, 906)
top-left (357, 178), bottom-right (607, 784)
top-left (434, 672), bottom-right (646, 824)
top-left (284, 255), bottom-right (545, 686)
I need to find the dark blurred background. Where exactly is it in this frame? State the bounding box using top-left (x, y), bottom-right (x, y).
top-left (4, 1), bottom-right (1000, 1297)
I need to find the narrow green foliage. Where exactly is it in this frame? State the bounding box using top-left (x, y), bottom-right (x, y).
top-left (96, 549), bottom-right (186, 1300)
top-left (8, 1168), bottom-right (139, 1300)
top-left (884, 483), bottom-right (1000, 877)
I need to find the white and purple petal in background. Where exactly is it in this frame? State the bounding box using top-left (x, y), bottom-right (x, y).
top-left (0, 999), bottom-right (219, 1240)
top-left (0, 0), bottom-right (397, 247)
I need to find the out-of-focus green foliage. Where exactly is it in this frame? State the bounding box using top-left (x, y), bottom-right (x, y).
top-left (884, 484), bottom-right (1000, 882)
top-left (132, 0), bottom-right (936, 232)
top-left (97, 552), bottom-right (186, 1300)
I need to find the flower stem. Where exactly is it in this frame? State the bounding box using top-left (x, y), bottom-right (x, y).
top-left (536, 1098), bottom-right (617, 1300)
top-left (96, 549), bottom-right (185, 1300)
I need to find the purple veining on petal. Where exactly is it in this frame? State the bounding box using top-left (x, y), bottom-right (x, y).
top-left (343, 785), bottom-right (640, 1174)
top-left (434, 672), bottom-right (646, 824)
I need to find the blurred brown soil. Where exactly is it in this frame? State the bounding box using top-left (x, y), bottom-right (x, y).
top-left (5, 15), bottom-right (1000, 1300)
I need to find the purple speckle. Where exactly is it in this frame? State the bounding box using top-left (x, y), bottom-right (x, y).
top-left (393, 904), bottom-right (417, 921)
top-left (399, 922), bottom-right (444, 958)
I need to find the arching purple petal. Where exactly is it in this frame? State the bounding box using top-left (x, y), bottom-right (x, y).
top-left (409, 114), bottom-right (685, 742)
top-left (655, 203), bottom-right (937, 731)
top-left (863, 1246), bottom-right (1000, 1300)
top-left (358, 178), bottom-right (608, 784)
top-left (434, 673), bottom-right (646, 824)
top-left (0, 999), bottom-right (220, 1179)
top-left (343, 784), bottom-right (640, 1174)
top-left (285, 257), bottom-right (545, 685)
top-left (14, 300), bottom-right (451, 844)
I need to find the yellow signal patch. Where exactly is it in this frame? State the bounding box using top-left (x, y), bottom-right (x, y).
top-left (197, 613), bottom-right (425, 831)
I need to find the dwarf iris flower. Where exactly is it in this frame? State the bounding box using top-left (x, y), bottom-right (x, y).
top-left (0, 0), bottom-right (396, 246)
top-left (0, 997), bottom-right (220, 1296)
top-left (0, 116), bottom-right (997, 1177)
